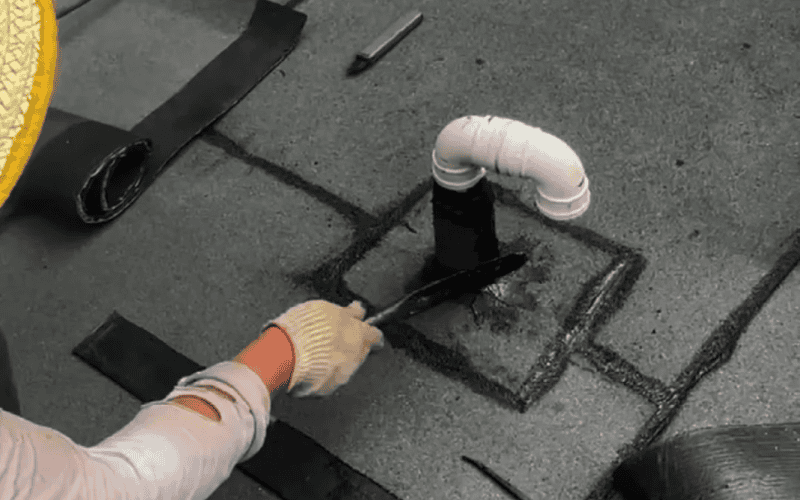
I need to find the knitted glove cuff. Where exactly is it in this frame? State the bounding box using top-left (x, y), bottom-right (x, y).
top-left (267, 302), bottom-right (334, 394)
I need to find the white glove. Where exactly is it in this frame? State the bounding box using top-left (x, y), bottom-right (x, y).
top-left (269, 300), bottom-right (384, 398)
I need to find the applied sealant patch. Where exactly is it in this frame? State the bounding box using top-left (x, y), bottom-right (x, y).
top-left (344, 183), bottom-right (644, 412)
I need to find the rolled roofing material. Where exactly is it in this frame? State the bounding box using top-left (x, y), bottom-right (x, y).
top-left (10, 0), bottom-right (307, 226)
top-left (613, 422), bottom-right (800, 500)
top-left (16, 108), bottom-right (152, 225)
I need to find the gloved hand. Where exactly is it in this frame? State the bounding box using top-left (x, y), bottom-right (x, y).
top-left (268, 300), bottom-right (384, 398)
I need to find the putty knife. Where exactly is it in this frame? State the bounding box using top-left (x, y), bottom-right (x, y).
top-left (364, 252), bottom-right (528, 327)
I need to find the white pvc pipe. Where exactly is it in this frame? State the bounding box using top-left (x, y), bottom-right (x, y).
top-left (432, 115), bottom-right (591, 220)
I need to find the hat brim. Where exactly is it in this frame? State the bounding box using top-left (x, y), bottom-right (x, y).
top-left (0, 0), bottom-right (59, 210)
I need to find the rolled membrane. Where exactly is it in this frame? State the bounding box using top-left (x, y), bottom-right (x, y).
top-left (13, 108), bottom-right (152, 225)
top-left (613, 422), bottom-right (800, 500)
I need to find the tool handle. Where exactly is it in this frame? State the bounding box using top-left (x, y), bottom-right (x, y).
top-left (364, 300), bottom-right (403, 327)
top-left (360, 10), bottom-right (423, 60)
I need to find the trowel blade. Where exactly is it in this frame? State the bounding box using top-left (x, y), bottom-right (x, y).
top-left (365, 252), bottom-right (528, 327)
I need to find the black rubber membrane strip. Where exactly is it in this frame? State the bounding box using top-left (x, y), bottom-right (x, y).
top-left (12, 0), bottom-right (306, 226)
top-left (72, 312), bottom-right (403, 500)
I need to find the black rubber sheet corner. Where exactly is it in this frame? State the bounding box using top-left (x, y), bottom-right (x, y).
top-left (10, 0), bottom-right (306, 226)
top-left (72, 312), bottom-right (403, 500)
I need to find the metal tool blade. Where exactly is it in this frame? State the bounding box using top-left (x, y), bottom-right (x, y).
top-left (365, 252), bottom-right (528, 327)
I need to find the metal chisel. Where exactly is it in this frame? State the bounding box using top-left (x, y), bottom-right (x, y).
top-left (364, 252), bottom-right (528, 327)
top-left (346, 10), bottom-right (424, 76)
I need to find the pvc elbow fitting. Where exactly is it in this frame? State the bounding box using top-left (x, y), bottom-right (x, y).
top-left (432, 115), bottom-right (591, 220)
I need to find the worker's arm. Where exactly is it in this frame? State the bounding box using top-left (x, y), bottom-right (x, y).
top-left (169, 326), bottom-right (295, 421)
top-left (0, 302), bottom-right (381, 500)
top-left (0, 335), bottom-right (290, 500)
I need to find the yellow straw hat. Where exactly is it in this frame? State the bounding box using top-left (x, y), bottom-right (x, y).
top-left (0, 0), bottom-right (58, 210)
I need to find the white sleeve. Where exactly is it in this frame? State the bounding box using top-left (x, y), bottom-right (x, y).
top-left (0, 361), bottom-right (272, 500)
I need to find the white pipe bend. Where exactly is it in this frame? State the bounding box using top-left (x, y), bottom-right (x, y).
top-left (432, 115), bottom-right (591, 220)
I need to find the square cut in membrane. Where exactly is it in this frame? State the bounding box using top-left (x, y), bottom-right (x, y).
top-left (345, 190), bottom-right (615, 401)
top-left (405, 227), bottom-right (609, 391)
